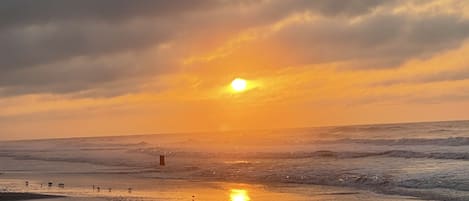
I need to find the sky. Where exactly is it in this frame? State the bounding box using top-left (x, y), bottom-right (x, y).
top-left (1, 0), bottom-right (469, 140)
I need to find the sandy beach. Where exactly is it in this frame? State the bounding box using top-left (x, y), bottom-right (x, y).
top-left (0, 176), bottom-right (420, 201)
top-left (0, 192), bottom-right (64, 201)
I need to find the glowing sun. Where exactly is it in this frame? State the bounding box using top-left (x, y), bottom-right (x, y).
top-left (230, 189), bottom-right (250, 201)
top-left (231, 78), bottom-right (247, 92)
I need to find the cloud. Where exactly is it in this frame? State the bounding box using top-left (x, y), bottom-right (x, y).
top-left (192, 10), bottom-right (469, 71)
top-left (0, 44), bottom-right (179, 96)
top-left (0, 0), bottom-right (220, 29)
top-left (0, 0), bottom-right (235, 97)
top-left (370, 40), bottom-right (469, 87)
top-left (0, 0), bottom-right (392, 97)
top-left (0, 20), bottom-right (173, 71)
top-left (1, 0), bottom-right (469, 99)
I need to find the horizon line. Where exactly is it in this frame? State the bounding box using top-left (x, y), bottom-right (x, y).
top-left (2, 118), bottom-right (468, 142)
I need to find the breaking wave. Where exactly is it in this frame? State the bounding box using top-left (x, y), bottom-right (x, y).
top-left (332, 137), bottom-right (469, 146)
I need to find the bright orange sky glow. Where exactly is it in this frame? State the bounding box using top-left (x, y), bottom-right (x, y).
top-left (1, 1), bottom-right (469, 140)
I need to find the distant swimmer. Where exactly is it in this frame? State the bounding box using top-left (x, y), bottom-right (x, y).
top-left (160, 155), bottom-right (165, 166)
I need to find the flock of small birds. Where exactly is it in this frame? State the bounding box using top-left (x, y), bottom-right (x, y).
top-left (26, 181), bottom-right (65, 189)
top-left (25, 181), bottom-right (134, 194)
top-left (92, 185), bottom-right (132, 194)
top-left (24, 180), bottom-right (198, 200)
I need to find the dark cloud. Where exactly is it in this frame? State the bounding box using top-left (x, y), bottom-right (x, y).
top-left (220, 0), bottom-right (392, 32)
top-left (0, 46), bottom-right (178, 96)
top-left (210, 12), bottom-right (469, 70)
top-left (375, 67), bottom-right (469, 87)
top-left (0, 1), bottom-right (213, 97)
top-left (293, 0), bottom-right (391, 17)
top-left (0, 0), bottom-right (220, 29)
top-left (0, 0), bottom-right (388, 29)
top-left (0, 20), bottom-right (173, 71)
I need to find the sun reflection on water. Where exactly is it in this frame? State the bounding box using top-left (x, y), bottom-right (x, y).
top-left (230, 189), bottom-right (250, 201)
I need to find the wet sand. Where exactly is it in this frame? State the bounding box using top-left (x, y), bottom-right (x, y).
top-left (0, 173), bottom-right (423, 201)
top-left (0, 192), bottom-right (64, 201)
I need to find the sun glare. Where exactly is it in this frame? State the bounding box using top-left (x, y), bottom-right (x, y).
top-left (230, 189), bottom-right (250, 201)
top-left (231, 78), bottom-right (247, 92)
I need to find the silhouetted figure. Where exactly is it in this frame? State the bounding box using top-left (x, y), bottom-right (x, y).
top-left (58, 183), bottom-right (65, 188)
top-left (192, 195), bottom-right (196, 201)
top-left (48, 182), bottom-right (53, 187)
top-left (128, 187), bottom-right (132, 193)
top-left (97, 187), bottom-right (100, 192)
top-left (108, 188), bottom-right (112, 192)
top-left (160, 155), bottom-right (165, 166)
top-left (25, 181), bottom-right (29, 187)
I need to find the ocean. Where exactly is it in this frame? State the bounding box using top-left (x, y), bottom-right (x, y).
top-left (1, 120), bottom-right (469, 200)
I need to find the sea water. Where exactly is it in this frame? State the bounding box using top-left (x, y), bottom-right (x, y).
top-left (1, 120), bottom-right (468, 200)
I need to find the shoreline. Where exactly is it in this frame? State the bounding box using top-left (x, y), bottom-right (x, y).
top-left (0, 176), bottom-right (422, 201)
